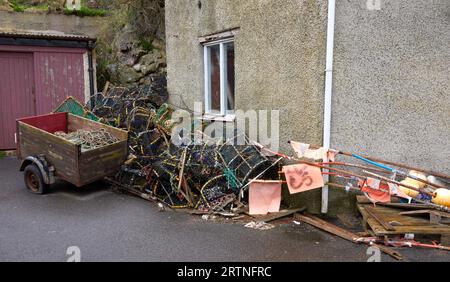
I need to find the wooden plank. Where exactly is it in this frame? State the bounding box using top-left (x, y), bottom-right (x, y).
top-left (78, 141), bottom-right (128, 186)
top-left (365, 206), bottom-right (395, 231)
top-left (399, 210), bottom-right (450, 224)
top-left (259, 208), bottom-right (306, 223)
top-left (357, 204), bottom-right (450, 236)
top-left (295, 213), bottom-right (403, 260)
top-left (199, 28), bottom-right (240, 43)
top-left (356, 195), bottom-right (429, 210)
top-left (295, 213), bottom-right (359, 241)
top-left (69, 114), bottom-right (128, 186)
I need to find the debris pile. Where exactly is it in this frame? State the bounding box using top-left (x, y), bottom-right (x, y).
top-left (256, 140), bottom-right (450, 259)
top-left (90, 78), bottom-right (277, 213)
top-left (54, 76), bottom-right (450, 259)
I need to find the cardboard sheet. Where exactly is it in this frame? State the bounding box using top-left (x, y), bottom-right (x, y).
top-left (249, 180), bottom-right (282, 215)
top-left (282, 164), bottom-right (324, 194)
top-left (290, 141), bottom-right (327, 161)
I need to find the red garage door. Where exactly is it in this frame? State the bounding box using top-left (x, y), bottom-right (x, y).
top-left (0, 52), bottom-right (36, 149)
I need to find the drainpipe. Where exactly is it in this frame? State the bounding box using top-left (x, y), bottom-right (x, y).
top-left (87, 40), bottom-right (96, 109)
top-left (322, 0), bottom-right (336, 214)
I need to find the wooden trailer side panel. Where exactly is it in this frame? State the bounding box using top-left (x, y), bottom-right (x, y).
top-left (78, 141), bottom-right (128, 186)
top-left (68, 114), bottom-right (128, 186)
top-left (17, 121), bottom-right (80, 184)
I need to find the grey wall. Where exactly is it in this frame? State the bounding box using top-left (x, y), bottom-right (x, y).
top-left (332, 0), bottom-right (450, 174)
top-left (166, 0), bottom-right (328, 213)
top-left (165, 0), bottom-right (450, 214)
top-left (326, 0), bottom-right (450, 214)
top-left (165, 0), bottom-right (328, 150)
top-left (0, 11), bottom-right (107, 38)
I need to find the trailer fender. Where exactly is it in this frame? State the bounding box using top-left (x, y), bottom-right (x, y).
top-left (20, 156), bottom-right (55, 185)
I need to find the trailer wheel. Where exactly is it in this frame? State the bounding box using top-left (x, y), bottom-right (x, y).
top-left (24, 164), bottom-right (47, 194)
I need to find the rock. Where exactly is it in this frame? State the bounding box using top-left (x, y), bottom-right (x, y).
top-left (133, 64), bottom-right (142, 72)
top-left (125, 57), bottom-right (137, 67)
top-left (114, 24), bottom-right (139, 53)
top-left (117, 65), bottom-right (143, 84)
top-left (152, 38), bottom-right (165, 51)
top-left (140, 53), bottom-right (156, 66)
top-left (141, 63), bottom-right (158, 76)
top-left (156, 58), bottom-right (167, 68)
top-left (106, 64), bottom-right (118, 76)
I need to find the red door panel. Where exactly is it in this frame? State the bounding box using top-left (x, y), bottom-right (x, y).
top-left (0, 52), bottom-right (35, 150)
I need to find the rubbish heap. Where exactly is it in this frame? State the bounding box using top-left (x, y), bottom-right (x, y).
top-left (259, 140), bottom-right (450, 259)
top-left (90, 76), bottom-right (278, 213)
top-left (55, 75), bottom-right (450, 259)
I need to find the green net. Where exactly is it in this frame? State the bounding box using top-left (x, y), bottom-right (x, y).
top-left (224, 168), bottom-right (240, 191)
top-left (54, 96), bottom-right (99, 121)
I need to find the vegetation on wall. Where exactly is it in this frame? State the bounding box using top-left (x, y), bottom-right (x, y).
top-left (63, 5), bottom-right (106, 16)
top-left (1, 0), bottom-right (108, 15)
top-left (9, 0), bottom-right (26, 12)
top-left (95, 0), bottom-right (166, 90)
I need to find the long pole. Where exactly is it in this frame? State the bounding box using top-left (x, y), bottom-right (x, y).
top-left (256, 141), bottom-right (433, 196)
top-left (290, 141), bottom-right (448, 187)
top-left (337, 150), bottom-right (450, 182)
top-left (322, 0), bottom-right (336, 214)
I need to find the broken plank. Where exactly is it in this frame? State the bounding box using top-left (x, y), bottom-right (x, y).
top-left (356, 195), bottom-right (429, 210)
top-left (261, 208), bottom-right (306, 223)
top-left (399, 210), bottom-right (450, 224)
top-left (295, 213), bottom-right (403, 260)
top-left (365, 206), bottom-right (396, 231)
top-left (358, 204), bottom-right (450, 236)
top-left (372, 243), bottom-right (403, 261)
top-left (295, 213), bottom-right (360, 241)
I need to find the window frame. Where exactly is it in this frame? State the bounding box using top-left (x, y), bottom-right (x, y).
top-left (203, 38), bottom-right (235, 117)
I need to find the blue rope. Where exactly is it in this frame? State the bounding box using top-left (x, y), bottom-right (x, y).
top-left (352, 153), bottom-right (394, 172)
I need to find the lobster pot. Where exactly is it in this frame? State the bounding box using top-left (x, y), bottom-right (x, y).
top-left (218, 136), bottom-right (272, 184)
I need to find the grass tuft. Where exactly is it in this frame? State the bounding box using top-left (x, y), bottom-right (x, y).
top-left (64, 6), bottom-right (107, 17)
top-left (10, 0), bottom-right (26, 12)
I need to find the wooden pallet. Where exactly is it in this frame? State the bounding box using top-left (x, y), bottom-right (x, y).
top-left (358, 204), bottom-right (450, 240)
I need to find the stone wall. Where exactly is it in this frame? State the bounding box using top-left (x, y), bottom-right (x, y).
top-left (0, 10), bottom-right (107, 38)
top-left (103, 24), bottom-right (166, 87)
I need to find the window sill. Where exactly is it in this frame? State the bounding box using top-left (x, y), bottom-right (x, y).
top-left (199, 114), bottom-right (236, 122)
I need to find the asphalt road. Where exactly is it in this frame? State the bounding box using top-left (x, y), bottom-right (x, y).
top-left (0, 157), bottom-right (448, 262)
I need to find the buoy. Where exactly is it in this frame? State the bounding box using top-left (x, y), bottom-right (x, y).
top-left (432, 188), bottom-right (450, 207)
top-left (407, 170), bottom-right (427, 189)
top-left (399, 179), bottom-right (420, 198)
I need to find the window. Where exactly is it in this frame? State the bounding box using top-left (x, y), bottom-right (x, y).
top-left (203, 39), bottom-right (235, 116)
